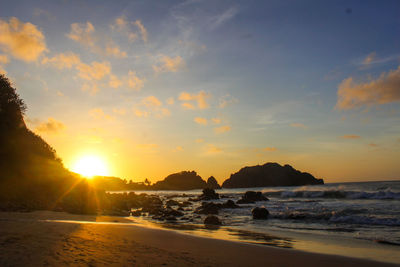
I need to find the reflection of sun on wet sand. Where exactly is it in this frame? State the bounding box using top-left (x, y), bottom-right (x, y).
top-left (0, 211), bottom-right (396, 267)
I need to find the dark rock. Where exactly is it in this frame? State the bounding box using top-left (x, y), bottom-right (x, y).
top-left (165, 215), bottom-right (177, 221)
top-left (237, 191), bottom-right (268, 204)
top-left (164, 208), bottom-right (184, 217)
top-left (195, 202), bottom-right (222, 215)
top-left (204, 215), bottom-right (222, 225)
top-left (178, 201), bottom-right (192, 207)
top-left (151, 171), bottom-right (207, 190)
top-left (222, 162), bottom-right (324, 188)
top-left (131, 209), bottom-right (142, 216)
top-left (222, 199), bottom-right (239, 209)
top-left (166, 199), bottom-right (179, 206)
top-left (198, 188), bottom-right (219, 200)
top-left (252, 207), bottom-right (269, 219)
top-left (206, 176), bottom-right (221, 189)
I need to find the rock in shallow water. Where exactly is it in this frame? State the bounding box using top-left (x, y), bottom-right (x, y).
top-left (252, 207), bottom-right (269, 219)
top-left (237, 191), bottom-right (269, 204)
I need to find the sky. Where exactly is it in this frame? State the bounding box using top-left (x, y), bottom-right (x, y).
top-left (0, 0), bottom-right (399, 184)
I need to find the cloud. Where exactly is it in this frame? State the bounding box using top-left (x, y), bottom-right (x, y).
top-left (209, 6), bottom-right (238, 30)
top-left (112, 108), bottom-right (126, 115)
top-left (194, 117), bottom-right (207, 125)
top-left (127, 70), bottom-right (144, 91)
top-left (81, 83), bottom-right (99, 95)
top-left (153, 55), bottom-right (185, 73)
top-left (206, 144), bottom-right (222, 154)
top-left (134, 20), bottom-right (148, 42)
top-left (368, 143), bottom-right (378, 147)
top-left (336, 66), bottom-right (400, 110)
top-left (35, 118), bottom-right (65, 134)
top-left (166, 97), bottom-right (174, 105)
top-left (111, 16), bottom-right (147, 43)
top-left (0, 17), bottom-right (47, 62)
top-left (143, 96), bottom-right (162, 107)
top-left (109, 74), bottom-right (122, 89)
top-left (181, 102), bottom-right (195, 110)
top-left (211, 118), bottom-right (221, 124)
top-left (41, 52), bottom-right (81, 69)
top-left (133, 109), bottom-right (149, 118)
top-left (179, 90), bottom-right (211, 109)
top-left (341, 135), bottom-right (361, 139)
top-left (0, 54), bottom-right (9, 64)
top-left (214, 125), bottom-right (231, 134)
top-left (0, 54), bottom-right (8, 74)
top-left (67, 21), bottom-right (96, 48)
top-left (264, 147), bottom-right (277, 152)
top-left (219, 94), bottom-right (238, 108)
top-left (68, 21), bottom-right (127, 58)
top-left (105, 43), bottom-right (127, 58)
top-left (89, 108), bottom-right (113, 120)
top-left (195, 138), bottom-right (204, 143)
top-left (76, 61), bottom-right (111, 80)
top-left (290, 123), bottom-right (307, 129)
top-left (362, 52), bottom-right (376, 66)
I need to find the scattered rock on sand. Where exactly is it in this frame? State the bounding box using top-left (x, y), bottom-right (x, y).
top-left (204, 215), bottom-right (222, 225)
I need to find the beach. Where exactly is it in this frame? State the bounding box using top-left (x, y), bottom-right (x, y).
top-left (0, 211), bottom-right (397, 267)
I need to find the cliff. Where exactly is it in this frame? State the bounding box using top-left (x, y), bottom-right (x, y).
top-left (222, 162), bottom-right (323, 188)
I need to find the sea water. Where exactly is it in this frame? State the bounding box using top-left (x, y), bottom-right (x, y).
top-left (122, 180), bottom-right (400, 264)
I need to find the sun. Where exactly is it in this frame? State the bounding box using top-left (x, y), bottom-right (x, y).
top-left (71, 155), bottom-right (109, 178)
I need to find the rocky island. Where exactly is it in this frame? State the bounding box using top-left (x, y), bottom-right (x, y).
top-left (222, 162), bottom-right (323, 188)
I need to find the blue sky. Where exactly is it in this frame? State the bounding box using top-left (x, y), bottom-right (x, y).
top-left (1, 0), bottom-right (399, 183)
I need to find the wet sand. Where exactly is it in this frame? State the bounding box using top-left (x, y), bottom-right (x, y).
top-left (0, 211), bottom-right (397, 266)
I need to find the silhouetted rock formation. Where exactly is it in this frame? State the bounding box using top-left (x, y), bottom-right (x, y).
top-left (222, 162), bottom-right (324, 188)
top-left (252, 207), bottom-right (269, 219)
top-left (237, 191), bottom-right (268, 204)
top-left (151, 171), bottom-right (207, 190)
top-left (206, 176), bottom-right (221, 189)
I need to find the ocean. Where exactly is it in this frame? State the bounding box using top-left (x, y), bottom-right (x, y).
top-left (121, 180), bottom-right (400, 264)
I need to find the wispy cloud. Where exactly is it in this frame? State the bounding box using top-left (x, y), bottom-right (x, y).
top-left (219, 94), bottom-right (238, 108)
top-left (89, 108), bottom-right (114, 120)
top-left (179, 90), bottom-right (211, 109)
top-left (34, 118), bottom-right (65, 134)
top-left (205, 144), bottom-right (222, 154)
top-left (336, 65), bottom-right (400, 110)
top-left (127, 71), bottom-right (145, 91)
top-left (211, 118), bottom-right (221, 124)
top-left (209, 6), bottom-right (238, 30)
top-left (194, 117), bottom-right (207, 125)
top-left (67, 21), bottom-right (127, 58)
top-left (111, 15), bottom-right (148, 43)
top-left (214, 125), bottom-right (231, 134)
top-left (290, 123), bottom-right (307, 129)
top-left (263, 147), bottom-right (277, 152)
top-left (341, 135), bottom-right (361, 139)
top-left (153, 55), bottom-right (185, 73)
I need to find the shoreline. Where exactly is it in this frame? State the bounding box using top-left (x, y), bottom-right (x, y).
top-left (0, 211), bottom-right (398, 266)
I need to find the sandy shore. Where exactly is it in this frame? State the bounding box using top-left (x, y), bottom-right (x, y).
top-left (0, 211), bottom-right (397, 267)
